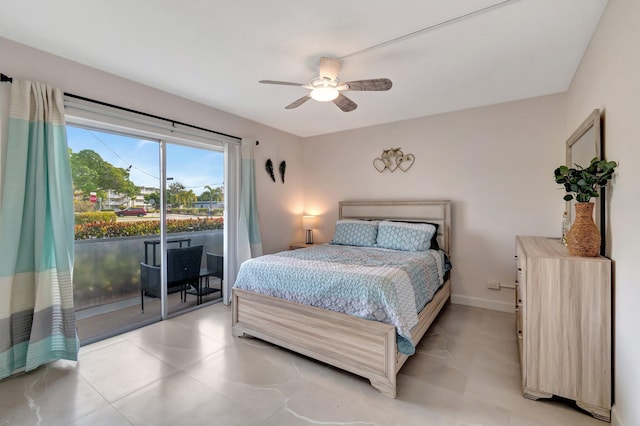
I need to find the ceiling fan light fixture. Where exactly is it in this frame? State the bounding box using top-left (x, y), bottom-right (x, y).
top-left (310, 87), bottom-right (339, 102)
top-left (260, 57), bottom-right (390, 111)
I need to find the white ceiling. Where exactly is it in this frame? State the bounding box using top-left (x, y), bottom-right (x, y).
top-left (0, 0), bottom-right (607, 137)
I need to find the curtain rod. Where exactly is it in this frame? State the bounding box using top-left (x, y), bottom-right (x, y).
top-left (0, 72), bottom-right (241, 141)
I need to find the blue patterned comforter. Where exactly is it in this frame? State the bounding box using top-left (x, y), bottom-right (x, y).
top-left (233, 244), bottom-right (448, 355)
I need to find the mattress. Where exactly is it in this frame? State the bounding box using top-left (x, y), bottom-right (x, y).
top-left (233, 244), bottom-right (448, 354)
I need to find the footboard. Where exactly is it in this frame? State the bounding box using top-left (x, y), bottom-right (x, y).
top-left (232, 288), bottom-right (398, 396)
top-left (232, 280), bottom-right (451, 398)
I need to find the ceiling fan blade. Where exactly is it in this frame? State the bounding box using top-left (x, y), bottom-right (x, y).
top-left (318, 57), bottom-right (342, 81)
top-left (285, 94), bottom-right (311, 109)
top-left (344, 79), bottom-right (392, 91)
top-left (259, 80), bottom-right (305, 86)
top-left (333, 93), bottom-right (358, 112)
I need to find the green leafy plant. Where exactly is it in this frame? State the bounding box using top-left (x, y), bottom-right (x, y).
top-left (75, 211), bottom-right (117, 224)
top-left (74, 217), bottom-right (223, 240)
top-left (554, 157), bottom-right (618, 202)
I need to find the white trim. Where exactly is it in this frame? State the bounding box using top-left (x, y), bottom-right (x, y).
top-left (64, 96), bottom-right (237, 148)
top-left (223, 142), bottom-right (241, 305)
top-left (451, 293), bottom-right (515, 313)
top-left (159, 140), bottom-right (168, 319)
top-left (611, 406), bottom-right (624, 426)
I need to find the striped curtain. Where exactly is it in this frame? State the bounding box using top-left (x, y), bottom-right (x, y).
top-left (237, 138), bottom-right (263, 267)
top-left (0, 79), bottom-right (78, 380)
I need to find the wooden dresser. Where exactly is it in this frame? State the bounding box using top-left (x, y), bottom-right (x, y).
top-left (515, 236), bottom-right (611, 422)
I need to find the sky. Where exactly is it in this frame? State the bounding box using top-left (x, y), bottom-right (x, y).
top-left (66, 126), bottom-right (224, 197)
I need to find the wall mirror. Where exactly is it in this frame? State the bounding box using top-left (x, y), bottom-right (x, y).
top-left (566, 108), bottom-right (604, 254)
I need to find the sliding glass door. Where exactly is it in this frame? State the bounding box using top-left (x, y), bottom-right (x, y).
top-left (68, 125), bottom-right (225, 344)
top-left (165, 141), bottom-right (224, 316)
top-left (69, 126), bottom-right (163, 343)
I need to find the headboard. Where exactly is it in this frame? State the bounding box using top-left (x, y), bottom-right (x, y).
top-left (339, 200), bottom-right (451, 253)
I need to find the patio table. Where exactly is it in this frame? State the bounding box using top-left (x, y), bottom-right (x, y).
top-left (143, 237), bottom-right (191, 266)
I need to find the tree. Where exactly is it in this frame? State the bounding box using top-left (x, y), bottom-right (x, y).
top-left (144, 192), bottom-right (160, 208)
top-left (69, 150), bottom-right (103, 198)
top-left (69, 149), bottom-right (139, 203)
top-left (167, 182), bottom-right (186, 207)
top-left (183, 189), bottom-right (197, 208)
top-left (199, 185), bottom-right (223, 204)
top-left (202, 185), bottom-right (214, 210)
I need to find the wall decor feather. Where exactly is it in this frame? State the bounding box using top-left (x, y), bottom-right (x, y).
top-left (265, 159), bottom-right (275, 182)
top-left (279, 161), bottom-right (286, 183)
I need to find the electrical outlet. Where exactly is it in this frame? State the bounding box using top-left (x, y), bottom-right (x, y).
top-left (487, 280), bottom-right (500, 290)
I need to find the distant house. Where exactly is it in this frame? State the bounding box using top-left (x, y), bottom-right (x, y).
top-left (134, 186), bottom-right (160, 208)
top-left (103, 189), bottom-right (128, 210)
top-left (103, 186), bottom-right (159, 210)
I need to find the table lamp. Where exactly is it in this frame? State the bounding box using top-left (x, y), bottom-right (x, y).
top-left (302, 215), bottom-right (317, 244)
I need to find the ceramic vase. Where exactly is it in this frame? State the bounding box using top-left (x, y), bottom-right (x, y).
top-left (566, 202), bottom-right (601, 257)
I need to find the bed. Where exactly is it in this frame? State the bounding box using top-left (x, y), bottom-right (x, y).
top-left (231, 200), bottom-right (451, 398)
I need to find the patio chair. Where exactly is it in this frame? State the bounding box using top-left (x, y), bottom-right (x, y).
top-left (139, 245), bottom-right (204, 312)
top-left (187, 252), bottom-right (223, 304)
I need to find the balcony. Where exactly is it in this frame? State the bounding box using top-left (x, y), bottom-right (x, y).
top-left (74, 228), bottom-right (223, 344)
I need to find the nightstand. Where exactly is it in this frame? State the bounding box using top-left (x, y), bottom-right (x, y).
top-left (289, 242), bottom-right (321, 250)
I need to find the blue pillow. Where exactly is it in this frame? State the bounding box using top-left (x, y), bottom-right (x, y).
top-left (390, 221), bottom-right (441, 251)
top-left (375, 221), bottom-right (437, 251)
top-left (330, 220), bottom-right (379, 247)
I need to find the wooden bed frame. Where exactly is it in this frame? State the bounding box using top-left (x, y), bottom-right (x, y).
top-left (232, 200), bottom-right (451, 398)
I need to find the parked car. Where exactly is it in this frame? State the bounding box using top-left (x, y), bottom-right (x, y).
top-left (116, 207), bottom-right (147, 217)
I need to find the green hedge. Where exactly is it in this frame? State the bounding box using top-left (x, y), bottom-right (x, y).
top-left (167, 207), bottom-right (216, 216)
top-left (75, 211), bottom-right (117, 224)
top-left (75, 217), bottom-right (223, 240)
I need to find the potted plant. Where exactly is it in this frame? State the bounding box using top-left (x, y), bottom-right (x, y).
top-left (554, 157), bottom-right (617, 256)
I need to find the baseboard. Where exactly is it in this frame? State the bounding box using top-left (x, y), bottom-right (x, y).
top-left (611, 405), bottom-right (623, 426)
top-left (451, 293), bottom-right (514, 313)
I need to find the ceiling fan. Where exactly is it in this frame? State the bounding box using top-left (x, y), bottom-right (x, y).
top-left (259, 57), bottom-right (392, 112)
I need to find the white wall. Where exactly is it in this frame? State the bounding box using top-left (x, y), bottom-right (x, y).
top-left (566, 1), bottom-right (640, 424)
top-left (303, 94), bottom-right (566, 312)
top-left (0, 37), bottom-right (304, 254)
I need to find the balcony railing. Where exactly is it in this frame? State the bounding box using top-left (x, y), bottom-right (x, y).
top-left (73, 229), bottom-right (223, 311)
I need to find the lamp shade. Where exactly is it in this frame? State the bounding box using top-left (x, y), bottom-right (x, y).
top-left (302, 215), bottom-right (317, 230)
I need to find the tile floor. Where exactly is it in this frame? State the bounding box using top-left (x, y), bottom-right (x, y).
top-left (0, 303), bottom-right (605, 425)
